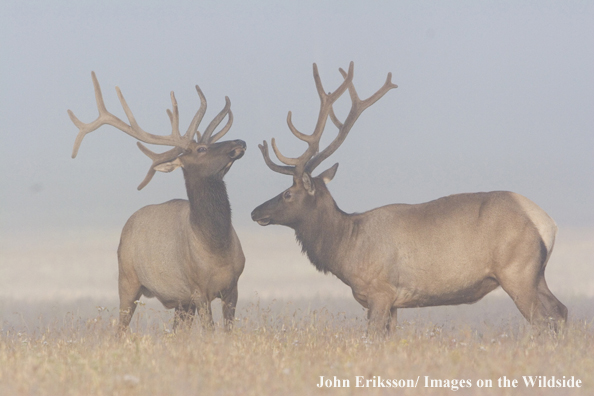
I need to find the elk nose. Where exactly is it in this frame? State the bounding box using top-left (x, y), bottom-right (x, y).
top-left (229, 140), bottom-right (246, 160)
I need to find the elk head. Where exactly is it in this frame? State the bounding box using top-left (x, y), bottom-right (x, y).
top-left (251, 62), bottom-right (397, 227)
top-left (68, 72), bottom-right (245, 190)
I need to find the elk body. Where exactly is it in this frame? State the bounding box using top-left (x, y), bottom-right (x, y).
top-left (251, 62), bottom-right (567, 334)
top-left (69, 73), bottom-right (246, 331)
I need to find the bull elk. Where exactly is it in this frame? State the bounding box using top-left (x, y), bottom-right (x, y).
top-left (251, 62), bottom-right (567, 334)
top-left (69, 72), bottom-right (246, 331)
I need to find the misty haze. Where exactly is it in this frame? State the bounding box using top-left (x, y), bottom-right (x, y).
top-left (0, 2), bottom-right (592, 395)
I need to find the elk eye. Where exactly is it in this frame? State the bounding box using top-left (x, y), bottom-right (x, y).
top-left (197, 146), bottom-right (207, 153)
top-left (283, 190), bottom-right (292, 200)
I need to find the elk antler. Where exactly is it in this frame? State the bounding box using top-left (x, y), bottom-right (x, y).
top-left (259, 62), bottom-right (397, 178)
top-left (68, 72), bottom-right (233, 189)
top-left (305, 67), bottom-right (397, 173)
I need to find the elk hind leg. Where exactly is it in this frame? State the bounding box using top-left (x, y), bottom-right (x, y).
top-left (499, 262), bottom-right (558, 328)
top-left (192, 294), bottom-right (214, 331)
top-left (221, 285), bottom-right (239, 332)
top-left (501, 284), bottom-right (542, 324)
top-left (118, 277), bottom-right (143, 332)
top-left (536, 275), bottom-right (567, 325)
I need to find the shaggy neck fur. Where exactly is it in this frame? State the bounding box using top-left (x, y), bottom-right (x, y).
top-left (185, 174), bottom-right (232, 252)
top-left (293, 193), bottom-right (355, 275)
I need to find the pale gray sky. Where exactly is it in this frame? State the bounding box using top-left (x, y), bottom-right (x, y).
top-left (1, 0), bottom-right (593, 233)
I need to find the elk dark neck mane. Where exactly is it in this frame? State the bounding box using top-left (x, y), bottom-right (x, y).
top-left (294, 198), bottom-right (354, 275)
top-left (185, 174), bottom-right (232, 251)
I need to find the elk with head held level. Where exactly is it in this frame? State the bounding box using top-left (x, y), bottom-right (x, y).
top-left (251, 62), bottom-right (567, 335)
top-left (69, 72), bottom-right (246, 331)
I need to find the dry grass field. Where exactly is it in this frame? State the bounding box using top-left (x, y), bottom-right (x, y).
top-left (0, 301), bottom-right (593, 396)
top-left (1, 226), bottom-right (593, 395)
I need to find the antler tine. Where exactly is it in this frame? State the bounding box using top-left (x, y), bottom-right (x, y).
top-left (286, 111), bottom-right (312, 142)
top-left (315, 61), bottom-right (354, 105)
top-left (308, 62), bottom-right (354, 144)
top-left (136, 142), bottom-right (184, 190)
top-left (338, 68), bottom-right (398, 112)
top-left (115, 83), bottom-right (191, 148)
top-left (264, 62), bottom-right (356, 176)
top-left (267, 110), bottom-right (320, 173)
top-left (270, 137), bottom-right (310, 167)
top-left (166, 91), bottom-right (182, 140)
top-left (258, 141), bottom-right (295, 175)
top-left (209, 109), bottom-right (233, 143)
top-left (184, 84), bottom-right (208, 142)
top-left (304, 66), bottom-right (397, 174)
top-left (199, 96), bottom-right (232, 143)
top-left (69, 72), bottom-right (193, 159)
top-left (328, 106), bottom-right (343, 129)
top-left (69, 71), bottom-right (115, 158)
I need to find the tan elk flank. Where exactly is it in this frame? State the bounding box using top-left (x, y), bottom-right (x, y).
top-left (251, 62), bottom-right (567, 334)
top-left (69, 73), bottom-right (246, 331)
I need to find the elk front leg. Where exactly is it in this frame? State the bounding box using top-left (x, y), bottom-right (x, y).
top-left (173, 303), bottom-right (196, 332)
top-left (388, 307), bottom-right (398, 334)
top-left (367, 296), bottom-right (392, 338)
top-left (221, 284), bottom-right (239, 332)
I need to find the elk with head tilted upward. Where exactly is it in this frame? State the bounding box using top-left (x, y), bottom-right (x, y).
top-left (69, 73), bottom-right (246, 332)
top-left (251, 62), bottom-right (567, 335)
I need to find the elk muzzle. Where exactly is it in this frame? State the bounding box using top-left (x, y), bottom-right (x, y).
top-left (251, 195), bottom-right (280, 226)
top-left (218, 139), bottom-right (246, 177)
top-left (251, 208), bottom-right (271, 226)
top-left (228, 139), bottom-right (246, 160)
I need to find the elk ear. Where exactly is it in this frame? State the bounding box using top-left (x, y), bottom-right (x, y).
top-left (317, 163), bottom-right (339, 184)
top-left (302, 173), bottom-right (315, 195)
top-left (154, 157), bottom-right (183, 173)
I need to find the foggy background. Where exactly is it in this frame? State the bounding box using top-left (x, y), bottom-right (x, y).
top-left (1, 1), bottom-right (593, 324)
